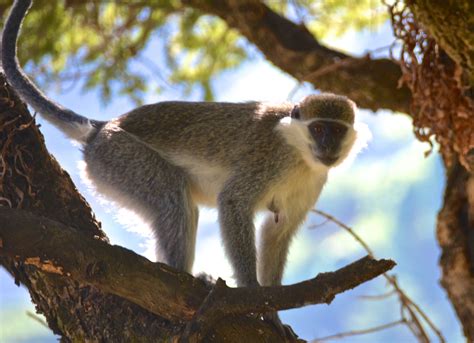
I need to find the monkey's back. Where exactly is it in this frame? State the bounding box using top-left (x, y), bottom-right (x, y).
top-left (115, 101), bottom-right (296, 166)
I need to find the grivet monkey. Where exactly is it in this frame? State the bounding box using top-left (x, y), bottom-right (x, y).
top-left (2, 0), bottom-right (359, 291)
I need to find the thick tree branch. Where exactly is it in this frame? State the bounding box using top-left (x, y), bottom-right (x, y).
top-left (182, 0), bottom-right (411, 113)
top-left (0, 208), bottom-right (208, 321)
top-left (0, 207), bottom-right (395, 324)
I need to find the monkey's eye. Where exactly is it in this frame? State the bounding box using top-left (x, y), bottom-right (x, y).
top-left (313, 123), bottom-right (324, 134)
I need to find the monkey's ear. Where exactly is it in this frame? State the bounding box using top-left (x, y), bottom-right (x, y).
top-left (290, 106), bottom-right (301, 119)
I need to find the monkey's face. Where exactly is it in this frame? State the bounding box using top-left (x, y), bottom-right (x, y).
top-left (276, 94), bottom-right (360, 170)
top-left (308, 119), bottom-right (354, 166)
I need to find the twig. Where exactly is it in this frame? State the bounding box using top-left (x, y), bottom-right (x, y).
top-left (358, 289), bottom-right (396, 300)
top-left (26, 311), bottom-right (48, 328)
top-left (311, 209), bottom-right (446, 343)
top-left (312, 319), bottom-right (406, 342)
top-left (311, 209), bottom-right (374, 255)
top-left (307, 218), bottom-right (330, 230)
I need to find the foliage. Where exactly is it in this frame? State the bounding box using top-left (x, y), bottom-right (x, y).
top-left (0, 0), bottom-right (245, 104)
top-left (0, 0), bottom-right (387, 104)
top-left (267, 0), bottom-right (388, 39)
top-left (166, 12), bottom-right (247, 101)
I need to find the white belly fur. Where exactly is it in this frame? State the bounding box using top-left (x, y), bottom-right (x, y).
top-left (172, 159), bottom-right (326, 222)
top-left (169, 151), bottom-right (327, 212)
top-left (168, 155), bottom-right (229, 206)
top-left (258, 162), bottom-right (327, 218)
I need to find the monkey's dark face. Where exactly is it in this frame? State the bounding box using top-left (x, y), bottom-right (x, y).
top-left (308, 119), bottom-right (349, 166)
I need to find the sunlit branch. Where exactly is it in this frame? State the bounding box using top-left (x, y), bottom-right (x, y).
top-left (311, 319), bottom-right (406, 342)
top-left (357, 289), bottom-right (396, 300)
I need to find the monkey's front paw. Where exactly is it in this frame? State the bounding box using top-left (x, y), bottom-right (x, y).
top-left (263, 311), bottom-right (300, 342)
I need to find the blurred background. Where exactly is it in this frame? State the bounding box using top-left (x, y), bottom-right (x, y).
top-left (0, 1), bottom-right (463, 342)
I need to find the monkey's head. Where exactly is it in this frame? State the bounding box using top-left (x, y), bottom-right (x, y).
top-left (278, 94), bottom-right (358, 168)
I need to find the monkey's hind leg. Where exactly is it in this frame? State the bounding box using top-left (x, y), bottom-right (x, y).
top-left (83, 128), bottom-right (198, 273)
top-left (151, 185), bottom-right (199, 273)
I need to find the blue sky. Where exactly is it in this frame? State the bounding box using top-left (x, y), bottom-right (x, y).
top-left (0, 18), bottom-right (465, 343)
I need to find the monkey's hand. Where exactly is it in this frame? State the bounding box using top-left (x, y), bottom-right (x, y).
top-left (263, 311), bottom-right (300, 342)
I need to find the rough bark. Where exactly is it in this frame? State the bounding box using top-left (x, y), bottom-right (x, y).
top-left (182, 0), bottom-right (411, 114)
top-left (0, 209), bottom-right (209, 322)
top-left (0, 206), bottom-right (395, 323)
top-left (0, 206), bottom-right (394, 341)
top-left (436, 163), bottom-right (474, 341)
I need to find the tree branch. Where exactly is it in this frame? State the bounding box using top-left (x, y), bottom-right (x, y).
top-left (0, 207), bottom-right (395, 322)
top-left (184, 256), bottom-right (395, 340)
top-left (0, 207), bottom-right (208, 322)
top-left (182, 0), bottom-right (411, 113)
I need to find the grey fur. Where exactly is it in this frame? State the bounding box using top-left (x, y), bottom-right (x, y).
top-left (2, 0), bottom-right (358, 289)
top-left (299, 94), bottom-right (356, 124)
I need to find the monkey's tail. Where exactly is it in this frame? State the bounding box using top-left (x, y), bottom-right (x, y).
top-left (1, 0), bottom-right (102, 143)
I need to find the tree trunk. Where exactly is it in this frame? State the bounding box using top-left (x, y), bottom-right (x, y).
top-left (437, 162), bottom-right (474, 340)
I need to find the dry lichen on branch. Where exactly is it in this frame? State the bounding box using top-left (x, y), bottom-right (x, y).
top-left (389, 2), bottom-right (474, 170)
